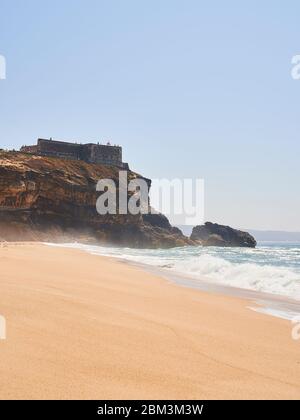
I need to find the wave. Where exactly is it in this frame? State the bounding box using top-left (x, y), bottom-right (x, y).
top-left (46, 242), bottom-right (300, 301)
top-left (169, 254), bottom-right (300, 299)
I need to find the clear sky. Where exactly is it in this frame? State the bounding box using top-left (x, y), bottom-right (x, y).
top-left (0, 0), bottom-right (300, 231)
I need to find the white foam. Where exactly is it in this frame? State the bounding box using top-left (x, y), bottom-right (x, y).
top-left (170, 254), bottom-right (300, 300)
top-left (46, 242), bottom-right (300, 301)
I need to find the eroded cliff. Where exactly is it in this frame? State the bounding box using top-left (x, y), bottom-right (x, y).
top-left (0, 151), bottom-right (193, 248)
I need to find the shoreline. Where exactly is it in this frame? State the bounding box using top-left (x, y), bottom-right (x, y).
top-left (0, 242), bottom-right (299, 399)
top-left (46, 242), bottom-right (300, 322)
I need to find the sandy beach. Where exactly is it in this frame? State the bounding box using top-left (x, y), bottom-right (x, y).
top-left (0, 243), bottom-right (299, 400)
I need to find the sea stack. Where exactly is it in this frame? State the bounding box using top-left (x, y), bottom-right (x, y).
top-left (190, 222), bottom-right (257, 248)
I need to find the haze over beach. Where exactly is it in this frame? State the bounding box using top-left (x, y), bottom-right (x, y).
top-left (1, 0), bottom-right (300, 405)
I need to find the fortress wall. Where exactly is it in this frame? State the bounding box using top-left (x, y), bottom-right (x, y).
top-left (20, 145), bottom-right (38, 154)
top-left (37, 139), bottom-right (82, 160)
top-left (89, 144), bottom-right (122, 165)
top-left (20, 139), bottom-right (127, 168)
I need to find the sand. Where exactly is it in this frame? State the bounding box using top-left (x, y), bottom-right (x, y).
top-left (0, 243), bottom-right (299, 400)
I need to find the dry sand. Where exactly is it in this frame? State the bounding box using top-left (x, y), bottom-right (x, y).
top-left (0, 243), bottom-right (299, 400)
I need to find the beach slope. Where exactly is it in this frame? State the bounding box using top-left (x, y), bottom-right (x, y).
top-left (0, 244), bottom-right (299, 399)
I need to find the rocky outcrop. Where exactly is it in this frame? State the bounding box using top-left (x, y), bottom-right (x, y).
top-left (0, 151), bottom-right (193, 248)
top-left (190, 222), bottom-right (257, 248)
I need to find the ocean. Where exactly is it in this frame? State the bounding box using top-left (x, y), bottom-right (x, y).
top-left (47, 242), bottom-right (300, 320)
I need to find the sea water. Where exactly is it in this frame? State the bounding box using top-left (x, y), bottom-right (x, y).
top-left (47, 242), bottom-right (300, 320)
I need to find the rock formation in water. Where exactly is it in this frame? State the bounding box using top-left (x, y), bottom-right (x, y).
top-left (190, 222), bottom-right (257, 248)
top-left (0, 151), bottom-right (194, 248)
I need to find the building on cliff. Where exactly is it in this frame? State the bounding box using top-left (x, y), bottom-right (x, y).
top-left (20, 138), bottom-right (129, 169)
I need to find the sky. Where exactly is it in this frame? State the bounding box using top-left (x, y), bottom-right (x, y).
top-left (0, 0), bottom-right (300, 231)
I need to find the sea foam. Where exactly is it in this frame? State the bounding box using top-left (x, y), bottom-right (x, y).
top-left (47, 242), bottom-right (300, 302)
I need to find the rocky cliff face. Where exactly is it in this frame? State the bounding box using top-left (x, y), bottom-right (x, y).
top-left (191, 222), bottom-right (257, 248)
top-left (0, 152), bottom-right (193, 248)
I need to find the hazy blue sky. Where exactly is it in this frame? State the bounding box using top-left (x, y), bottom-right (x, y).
top-left (0, 0), bottom-right (300, 230)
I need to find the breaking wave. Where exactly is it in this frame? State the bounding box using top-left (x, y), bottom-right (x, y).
top-left (47, 242), bottom-right (300, 301)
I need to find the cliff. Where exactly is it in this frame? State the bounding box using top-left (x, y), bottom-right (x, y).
top-left (191, 222), bottom-right (257, 248)
top-left (0, 151), bottom-right (193, 248)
